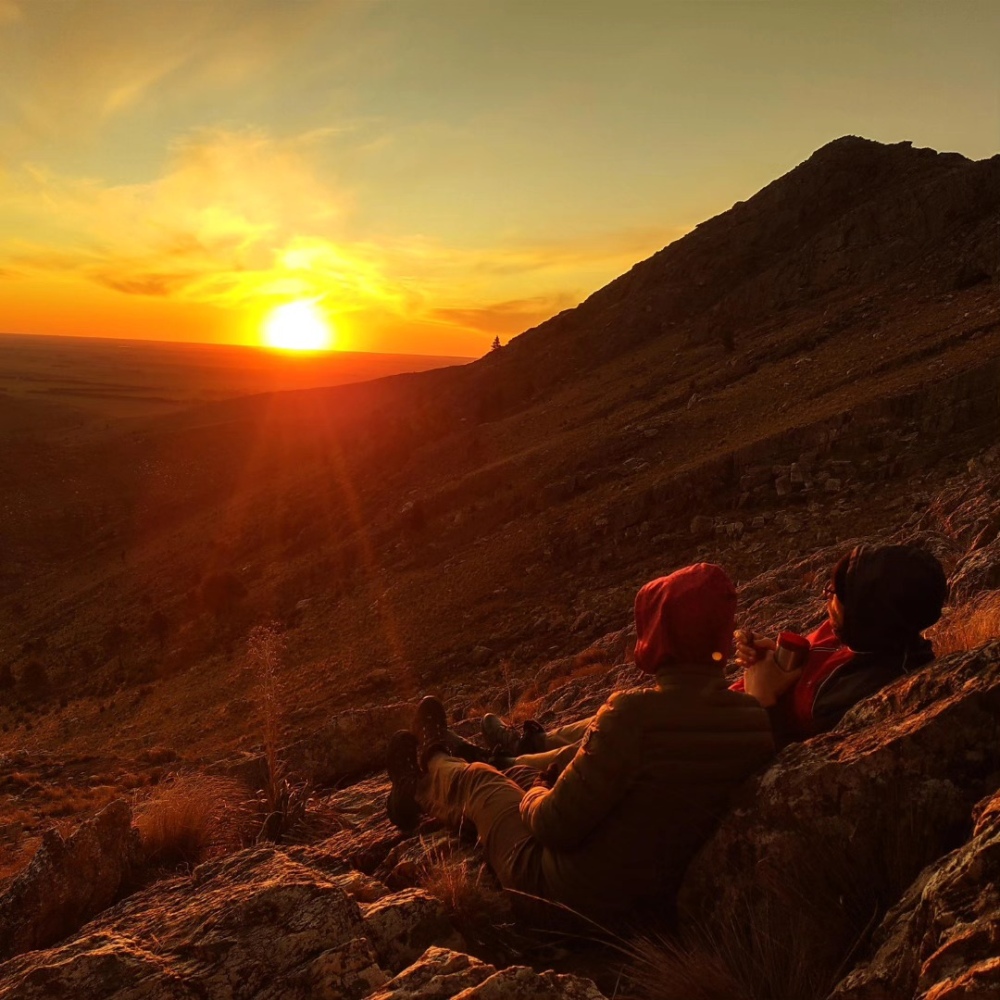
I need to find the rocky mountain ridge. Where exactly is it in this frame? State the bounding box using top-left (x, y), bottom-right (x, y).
top-left (1, 134), bottom-right (1000, 996)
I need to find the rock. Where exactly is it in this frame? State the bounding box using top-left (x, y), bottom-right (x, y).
top-left (367, 946), bottom-right (493, 1000)
top-left (572, 611), bottom-right (596, 633)
top-left (293, 776), bottom-right (407, 875)
top-left (362, 889), bottom-right (466, 974)
top-left (0, 846), bottom-right (387, 1000)
top-left (948, 538), bottom-right (1000, 604)
top-left (690, 515), bottom-right (714, 538)
top-left (471, 646), bottom-right (494, 666)
top-left (825, 477), bottom-right (842, 492)
top-left (284, 703), bottom-right (416, 785)
top-left (455, 965), bottom-right (606, 999)
top-left (831, 788), bottom-right (1000, 1000)
top-left (775, 475), bottom-right (792, 497)
top-left (0, 799), bottom-right (139, 961)
top-left (680, 642), bottom-right (1000, 987)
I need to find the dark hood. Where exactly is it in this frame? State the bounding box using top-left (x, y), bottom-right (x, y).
top-left (832, 544), bottom-right (948, 653)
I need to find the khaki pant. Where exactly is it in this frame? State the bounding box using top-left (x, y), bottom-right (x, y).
top-left (416, 755), bottom-right (549, 899)
top-left (513, 715), bottom-right (593, 773)
top-left (415, 715), bottom-right (596, 903)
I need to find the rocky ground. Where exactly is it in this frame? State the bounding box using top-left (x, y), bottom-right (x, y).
top-left (2, 455), bottom-right (1000, 998)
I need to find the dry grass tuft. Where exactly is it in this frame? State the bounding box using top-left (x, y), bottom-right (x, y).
top-left (135, 773), bottom-right (247, 869)
top-left (418, 839), bottom-right (512, 945)
top-left (929, 590), bottom-right (1000, 655)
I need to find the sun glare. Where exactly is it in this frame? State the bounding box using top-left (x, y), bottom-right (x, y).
top-left (263, 300), bottom-right (334, 351)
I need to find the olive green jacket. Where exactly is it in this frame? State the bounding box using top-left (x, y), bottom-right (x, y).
top-left (519, 664), bottom-right (774, 915)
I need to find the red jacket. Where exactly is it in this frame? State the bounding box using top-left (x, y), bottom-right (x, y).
top-left (731, 620), bottom-right (853, 738)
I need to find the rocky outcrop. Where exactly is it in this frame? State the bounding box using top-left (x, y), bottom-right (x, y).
top-left (0, 844), bottom-right (608, 1000)
top-left (0, 846), bottom-right (387, 1000)
top-left (367, 947), bottom-right (493, 999)
top-left (362, 889), bottom-right (466, 973)
top-left (284, 704), bottom-right (417, 785)
top-left (0, 799), bottom-right (139, 961)
top-left (679, 641), bottom-right (1000, 985)
top-left (830, 788), bottom-right (1000, 1000)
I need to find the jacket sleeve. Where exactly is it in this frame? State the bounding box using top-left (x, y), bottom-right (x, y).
top-left (519, 695), bottom-right (639, 851)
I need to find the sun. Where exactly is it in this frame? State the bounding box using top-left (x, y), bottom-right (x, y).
top-left (262, 300), bottom-right (334, 351)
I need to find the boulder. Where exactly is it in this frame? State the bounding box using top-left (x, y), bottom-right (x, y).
top-left (0, 846), bottom-right (387, 1000)
top-left (679, 641), bottom-right (1000, 987)
top-left (0, 799), bottom-right (139, 961)
top-left (362, 889), bottom-right (466, 974)
top-left (948, 538), bottom-right (1000, 604)
top-left (367, 946), bottom-right (493, 1000)
top-left (286, 777), bottom-right (406, 876)
top-left (283, 703), bottom-right (416, 785)
top-left (830, 788), bottom-right (1000, 1000)
top-left (453, 965), bottom-right (606, 999)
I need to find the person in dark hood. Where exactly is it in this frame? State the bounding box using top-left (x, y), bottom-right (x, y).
top-left (734, 544), bottom-right (948, 743)
top-left (385, 564), bottom-right (773, 919)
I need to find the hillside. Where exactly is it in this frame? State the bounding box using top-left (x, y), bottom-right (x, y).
top-left (0, 134), bottom-right (998, 836)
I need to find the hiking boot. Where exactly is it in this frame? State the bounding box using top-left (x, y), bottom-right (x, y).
top-left (481, 714), bottom-right (547, 756)
top-left (481, 714), bottom-right (520, 755)
top-left (415, 696), bottom-right (450, 769)
top-left (385, 730), bottom-right (422, 832)
top-left (444, 730), bottom-right (491, 764)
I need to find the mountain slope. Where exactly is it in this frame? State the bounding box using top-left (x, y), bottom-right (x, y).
top-left (0, 134), bottom-right (998, 781)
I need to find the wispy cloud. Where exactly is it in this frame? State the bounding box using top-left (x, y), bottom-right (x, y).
top-left (0, 119), bottom-right (680, 348)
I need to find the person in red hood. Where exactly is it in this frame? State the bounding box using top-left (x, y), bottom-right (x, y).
top-left (733, 544), bottom-right (948, 745)
top-left (385, 564), bottom-right (774, 919)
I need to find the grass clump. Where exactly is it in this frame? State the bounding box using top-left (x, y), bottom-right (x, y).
top-left (930, 590), bottom-right (1000, 655)
top-left (418, 839), bottom-right (513, 954)
top-left (135, 773), bottom-right (245, 869)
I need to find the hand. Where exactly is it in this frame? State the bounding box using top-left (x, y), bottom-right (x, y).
top-left (734, 633), bottom-right (776, 671)
top-left (743, 651), bottom-right (802, 709)
top-left (532, 762), bottom-right (561, 789)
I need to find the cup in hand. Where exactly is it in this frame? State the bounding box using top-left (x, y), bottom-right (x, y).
top-left (774, 631), bottom-right (810, 672)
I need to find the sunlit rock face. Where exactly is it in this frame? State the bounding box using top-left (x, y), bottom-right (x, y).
top-left (0, 799), bottom-right (139, 962)
top-left (830, 787), bottom-right (1000, 1000)
top-left (678, 640), bottom-right (1000, 992)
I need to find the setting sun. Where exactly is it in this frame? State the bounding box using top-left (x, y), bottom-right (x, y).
top-left (263, 301), bottom-right (334, 351)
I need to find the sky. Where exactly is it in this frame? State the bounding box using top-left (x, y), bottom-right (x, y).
top-left (0, 1), bottom-right (997, 357)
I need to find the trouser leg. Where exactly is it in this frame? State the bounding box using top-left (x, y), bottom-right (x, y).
top-left (416, 755), bottom-right (546, 896)
top-left (542, 716), bottom-right (594, 749)
top-left (513, 715), bottom-right (594, 772)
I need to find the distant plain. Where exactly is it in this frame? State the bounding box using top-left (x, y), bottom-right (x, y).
top-left (0, 332), bottom-right (472, 422)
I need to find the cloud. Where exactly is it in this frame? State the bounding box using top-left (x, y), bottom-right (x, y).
top-left (429, 295), bottom-right (578, 334)
top-left (0, 123), bottom-right (684, 349)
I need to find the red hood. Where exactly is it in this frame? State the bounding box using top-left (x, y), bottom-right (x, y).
top-left (633, 563), bottom-right (737, 673)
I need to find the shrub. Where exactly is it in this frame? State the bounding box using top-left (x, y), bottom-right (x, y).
top-left (244, 623), bottom-right (315, 843)
top-left (135, 773), bottom-right (246, 869)
top-left (147, 610), bottom-right (170, 649)
top-left (19, 659), bottom-right (48, 696)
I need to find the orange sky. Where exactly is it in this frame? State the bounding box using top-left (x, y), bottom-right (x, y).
top-left (0, 1), bottom-right (997, 356)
